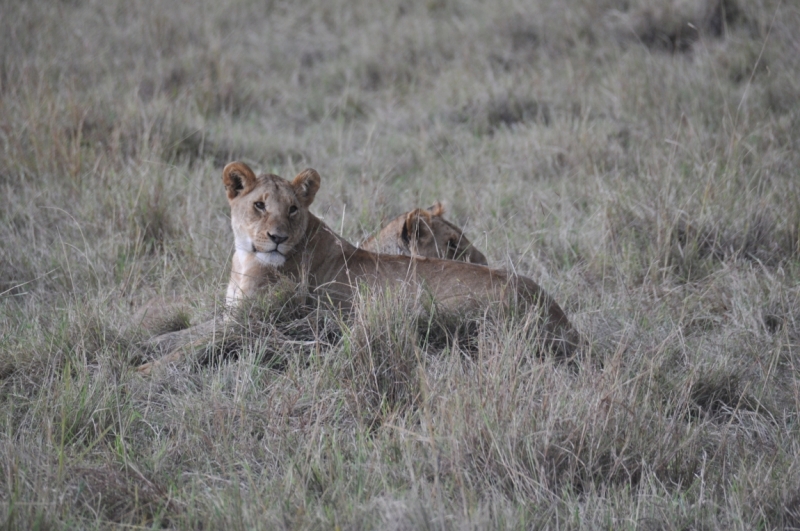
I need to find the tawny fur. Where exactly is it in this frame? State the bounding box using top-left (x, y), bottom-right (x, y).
top-left (360, 202), bottom-right (488, 265)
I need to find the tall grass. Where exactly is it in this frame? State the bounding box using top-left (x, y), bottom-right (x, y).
top-left (1, 0), bottom-right (800, 528)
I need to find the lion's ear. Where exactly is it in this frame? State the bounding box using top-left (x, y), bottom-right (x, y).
top-left (291, 168), bottom-right (321, 207)
top-left (427, 201), bottom-right (445, 217)
top-left (222, 162), bottom-right (258, 201)
top-left (402, 208), bottom-right (433, 245)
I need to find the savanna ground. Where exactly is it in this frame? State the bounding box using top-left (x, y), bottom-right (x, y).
top-left (2, 0), bottom-right (800, 528)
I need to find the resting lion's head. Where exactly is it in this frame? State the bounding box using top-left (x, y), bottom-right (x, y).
top-left (223, 162), bottom-right (320, 267)
top-left (362, 202), bottom-right (488, 265)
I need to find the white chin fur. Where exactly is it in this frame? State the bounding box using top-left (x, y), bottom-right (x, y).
top-left (255, 252), bottom-right (286, 267)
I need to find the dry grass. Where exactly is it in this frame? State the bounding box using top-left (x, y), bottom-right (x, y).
top-left (1, 0), bottom-right (800, 528)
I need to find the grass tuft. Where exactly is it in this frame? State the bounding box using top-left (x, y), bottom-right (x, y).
top-left (340, 285), bottom-right (425, 418)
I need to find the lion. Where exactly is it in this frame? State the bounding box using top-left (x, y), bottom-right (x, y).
top-left (137, 162), bottom-right (579, 374)
top-left (359, 202), bottom-right (488, 265)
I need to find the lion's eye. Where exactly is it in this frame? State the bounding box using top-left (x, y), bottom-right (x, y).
top-left (288, 205), bottom-right (298, 215)
top-left (254, 201), bottom-right (265, 211)
top-left (447, 239), bottom-right (457, 249)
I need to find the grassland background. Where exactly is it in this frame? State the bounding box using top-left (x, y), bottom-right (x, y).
top-left (2, 0), bottom-right (800, 528)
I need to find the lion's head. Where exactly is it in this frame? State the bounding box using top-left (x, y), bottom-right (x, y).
top-left (362, 202), bottom-right (488, 265)
top-left (223, 162), bottom-right (320, 267)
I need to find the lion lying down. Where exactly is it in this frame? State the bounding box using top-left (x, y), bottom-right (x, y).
top-left (137, 163), bottom-right (579, 374)
top-left (360, 202), bottom-right (488, 265)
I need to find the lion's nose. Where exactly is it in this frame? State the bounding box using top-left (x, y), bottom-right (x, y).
top-left (268, 233), bottom-right (288, 245)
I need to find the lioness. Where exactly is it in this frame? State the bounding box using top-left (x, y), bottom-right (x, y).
top-left (360, 202), bottom-right (488, 265)
top-left (138, 162), bottom-right (578, 373)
